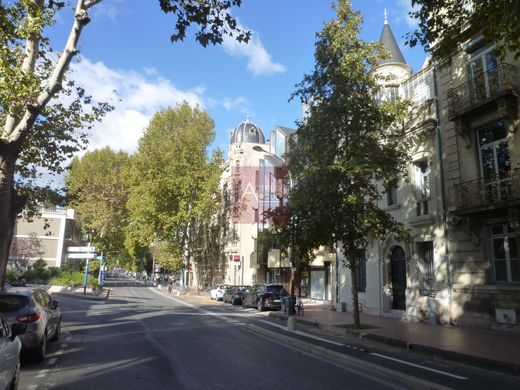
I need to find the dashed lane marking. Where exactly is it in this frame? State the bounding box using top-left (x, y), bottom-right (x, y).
top-left (369, 353), bottom-right (468, 380)
top-left (257, 319), bottom-right (468, 381)
top-left (46, 358), bottom-right (57, 365)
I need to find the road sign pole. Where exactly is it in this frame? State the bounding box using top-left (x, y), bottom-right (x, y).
top-left (83, 259), bottom-right (90, 295)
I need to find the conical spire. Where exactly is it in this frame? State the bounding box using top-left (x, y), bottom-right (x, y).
top-left (377, 12), bottom-right (406, 65)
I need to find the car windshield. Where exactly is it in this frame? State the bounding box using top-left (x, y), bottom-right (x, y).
top-left (0, 294), bottom-right (30, 312)
top-left (266, 286), bottom-right (283, 293)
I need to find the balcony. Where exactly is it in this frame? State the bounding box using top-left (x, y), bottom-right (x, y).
top-left (451, 169), bottom-right (520, 212)
top-left (447, 63), bottom-right (518, 120)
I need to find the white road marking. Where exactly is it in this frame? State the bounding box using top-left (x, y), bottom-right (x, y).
top-left (257, 320), bottom-right (345, 346)
top-left (46, 357), bottom-right (57, 365)
top-left (258, 320), bottom-right (467, 381)
top-left (370, 353), bottom-right (468, 380)
top-left (36, 370), bottom-right (49, 378)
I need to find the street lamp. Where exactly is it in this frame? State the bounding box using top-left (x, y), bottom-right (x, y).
top-left (252, 145), bottom-right (296, 324)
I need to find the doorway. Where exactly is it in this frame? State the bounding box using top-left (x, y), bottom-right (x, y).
top-left (390, 246), bottom-right (407, 310)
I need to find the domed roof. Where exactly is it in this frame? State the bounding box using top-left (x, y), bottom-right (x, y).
top-left (230, 117), bottom-right (265, 144)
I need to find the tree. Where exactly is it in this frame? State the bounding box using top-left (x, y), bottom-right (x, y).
top-left (0, 0), bottom-right (250, 288)
top-left (66, 147), bottom-right (131, 256)
top-left (125, 103), bottom-right (223, 281)
top-left (281, 0), bottom-right (410, 327)
top-left (9, 233), bottom-right (43, 270)
top-left (407, 0), bottom-right (520, 59)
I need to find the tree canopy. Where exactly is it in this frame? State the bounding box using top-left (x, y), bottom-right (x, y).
top-left (66, 147), bottom-right (131, 256)
top-left (408, 0), bottom-right (520, 59)
top-left (125, 103), bottom-right (223, 264)
top-left (0, 0), bottom-right (249, 288)
top-left (280, 0), bottom-right (410, 327)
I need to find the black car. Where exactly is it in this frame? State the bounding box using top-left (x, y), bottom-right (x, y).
top-left (242, 284), bottom-right (283, 311)
top-left (223, 285), bottom-right (250, 305)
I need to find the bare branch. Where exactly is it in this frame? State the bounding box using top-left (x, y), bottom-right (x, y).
top-left (7, 0), bottom-right (96, 144)
top-left (85, 0), bottom-right (103, 10)
top-left (3, 0), bottom-right (45, 139)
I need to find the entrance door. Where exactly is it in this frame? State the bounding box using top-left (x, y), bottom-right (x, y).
top-left (390, 247), bottom-right (407, 310)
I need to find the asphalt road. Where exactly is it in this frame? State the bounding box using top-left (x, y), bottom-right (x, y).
top-left (18, 282), bottom-right (520, 390)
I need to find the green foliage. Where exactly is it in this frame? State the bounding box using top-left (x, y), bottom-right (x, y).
top-left (22, 259), bottom-right (50, 284)
top-left (408, 0), bottom-right (520, 59)
top-left (159, 0), bottom-right (251, 46)
top-left (125, 103), bottom-right (224, 256)
top-left (284, 0), bottom-right (410, 264)
top-left (66, 147), bottom-right (131, 256)
top-left (85, 260), bottom-right (100, 275)
top-left (5, 268), bottom-right (20, 282)
top-left (49, 271), bottom-right (99, 288)
top-left (153, 241), bottom-right (183, 274)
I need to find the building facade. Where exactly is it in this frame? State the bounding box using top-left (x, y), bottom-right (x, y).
top-left (337, 16), bottom-right (450, 323)
top-left (10, 206), bottom-right (81, 269)
top-left (438, 35), bottom-right (520, 330)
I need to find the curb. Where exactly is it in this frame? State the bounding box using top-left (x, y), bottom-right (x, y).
top-left (268, 312), bottom-right (520, 376)
top-left (244, 323), bottom-right (450, 390)
top-left (51, 289), bottom-right (110, 302)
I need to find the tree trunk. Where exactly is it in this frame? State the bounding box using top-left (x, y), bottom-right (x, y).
top-left (0, 147), bottom-right (23, 290)
top-left (350, 257), bottom-right (360, 328)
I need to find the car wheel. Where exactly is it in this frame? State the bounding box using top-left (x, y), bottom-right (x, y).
top-left (257, 299), bottom-right (264, 312)
top-left (10, 359), bottom-right (20, 390)
top-left (33, 331), bottom-right (47, 362)
top-left (51, 318), bottom-right (61, 342)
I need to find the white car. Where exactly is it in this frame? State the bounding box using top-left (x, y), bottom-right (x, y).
top-left (0, 312), bottom-right (26, 390)
top-left (210, 284), bottom-right (228, 301)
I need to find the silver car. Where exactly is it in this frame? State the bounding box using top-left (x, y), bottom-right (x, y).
top-left (0, 312), bottom-right (26, 390)
top-left (0, 288), bottom-right (61, 362)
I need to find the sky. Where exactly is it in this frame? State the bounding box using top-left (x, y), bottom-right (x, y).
top-left (49, 0), bottom-right (426, 160)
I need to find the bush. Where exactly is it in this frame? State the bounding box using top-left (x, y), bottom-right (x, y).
top-left (49, 271), bottom-right (99, 288)
top-left (22, 259), bottom-right (50, 284)
top-left (5, 268), bottom-right (20, 282)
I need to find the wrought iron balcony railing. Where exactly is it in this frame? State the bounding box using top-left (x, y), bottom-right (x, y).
top-left (452, 169), bottom-right (520, 210)
top-left (447, 63), bottom-right (518, 119)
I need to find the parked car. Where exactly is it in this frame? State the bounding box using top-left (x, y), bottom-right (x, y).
top-left (0, 312), bottom-right (26, 390)
top-left (210, 284), bottom-right (228, 301)
top-left (242, 284), bottom-right (283, 311)
top-left (223, 285), bottom-right (250, 305)
top-left (0, 287), bottom-right (61, 362)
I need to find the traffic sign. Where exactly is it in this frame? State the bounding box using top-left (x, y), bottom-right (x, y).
top-left (68, 246), bottom-right (96, 253)
top-left (68, 253), bottom-right (96, 259)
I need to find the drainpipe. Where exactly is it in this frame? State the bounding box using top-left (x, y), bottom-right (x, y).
top-left (432, 65), bottom-right (453, 324)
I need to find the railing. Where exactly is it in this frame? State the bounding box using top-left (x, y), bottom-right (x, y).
top-left (447, 63), bottom-right (518, 119)
top-left (452, 169), bottom-right (520, 210)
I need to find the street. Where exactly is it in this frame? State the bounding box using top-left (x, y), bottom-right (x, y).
top-left (18, 283), bottom-right (520, 390)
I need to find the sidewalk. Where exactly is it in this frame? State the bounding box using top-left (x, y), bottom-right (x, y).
top-left (268, 299), bottom-right (520, 376)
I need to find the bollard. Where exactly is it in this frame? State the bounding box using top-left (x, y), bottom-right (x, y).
top-left (287, 316), bottom-right (296, 331)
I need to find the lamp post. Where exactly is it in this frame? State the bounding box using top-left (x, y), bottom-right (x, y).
top-left (252, 145), bottom-right (296, 322)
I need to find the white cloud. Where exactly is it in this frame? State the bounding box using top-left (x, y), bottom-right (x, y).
top-left (206, 95), bottom-right (253, 117)
top-left (394, 0), bottom-right (419, 29)
top-left (222, 26), bottom-right (286, 76)
top-left (69, 58), bottom-right (205, 153)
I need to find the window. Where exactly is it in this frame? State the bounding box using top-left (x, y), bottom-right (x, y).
top-left (414, 160), bottom-right (430, 216)
top-left (491, 224), bottom-right (519, 283)
top-left (385, 179), bottom-right (398, 206)
top-left (356, 256), bottom-right (367, 292)
top-left (478, 121), bottom-right (511, 201)
top-left (417, 241), bottom-right (435, 294)
top-left (469, 45), bottom-right (498, 100)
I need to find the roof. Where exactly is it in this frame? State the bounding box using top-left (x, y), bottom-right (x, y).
top-left (377, 20), bottom-right (406, 65)
top-left (230, 117), bottom-right (266, 145)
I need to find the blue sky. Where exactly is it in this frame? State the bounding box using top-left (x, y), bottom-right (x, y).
top-left (50, 0), bottom-right (426, 157)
